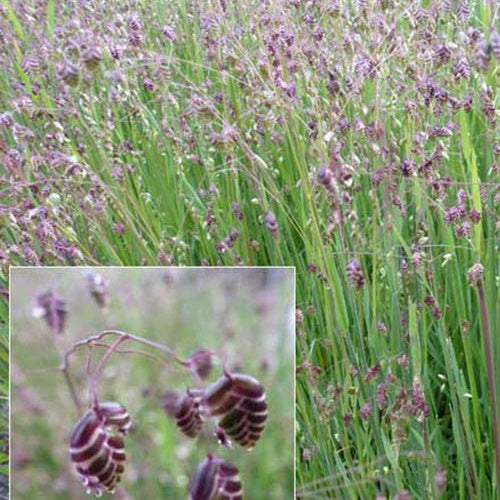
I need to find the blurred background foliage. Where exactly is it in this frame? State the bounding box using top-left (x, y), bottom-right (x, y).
top-left (11, 267), bottom-right (294, 499)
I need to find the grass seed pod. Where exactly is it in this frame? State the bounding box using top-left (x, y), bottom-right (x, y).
top-left (69, 402), bottom-right (131, 496)
top-left (162, 389), bottom-right (204, 438)
top-left (85, 271), bottom-right (109, 308)
top-left (204, 372), bottom-right (267, 450)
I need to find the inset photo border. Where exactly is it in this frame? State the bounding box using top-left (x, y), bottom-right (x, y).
top-left (10, 267), bottom-right (295, 499)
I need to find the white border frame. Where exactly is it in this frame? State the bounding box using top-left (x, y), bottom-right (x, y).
top-left (8, 265), bottom-right (296, 500)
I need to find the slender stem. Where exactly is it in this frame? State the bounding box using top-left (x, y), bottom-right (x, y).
top-left (89, 335), bottom-right (129, 407)
top-left (126, 333), bottom-right (186, 365)
top-left (90, 341), bottom-right (169, 364)
top-left (61, 367), bottom-right (82, 414)
top-left (61, 329), bottom-right (204, 413)
top-left (51, 330), bottom-right (82, 413)
top-left (85, 346), bottom-right (93, 408)
top-left (62, 330), bottom-right (197, 410)
top-left (422, 420), bottom-right (437, 498)
top-left (93, 335), bottom-right (129, 380)
top-left (478, 281), bottom-right (500, 498)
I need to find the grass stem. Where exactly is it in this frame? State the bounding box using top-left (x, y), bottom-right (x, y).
top-left (478, 281), bottom-right (500, 499)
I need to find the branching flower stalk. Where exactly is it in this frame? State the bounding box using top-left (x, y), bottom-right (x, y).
top-left (59, 330), bottom-right (190, 415)
top-left (61, 330), bottom-right (188, 372)
top-left (62, 330), bottom-right (206, 428)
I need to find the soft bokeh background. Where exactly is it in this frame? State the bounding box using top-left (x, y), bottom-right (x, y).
top-left (11, 267), bottom-right (294, 499)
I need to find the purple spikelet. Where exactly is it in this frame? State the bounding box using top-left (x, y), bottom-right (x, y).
top-left (58, 60), bottom-right (80, 86)
top-left (359, 402), bottom-right (372, 420)
top-left (467, 262), bottom-right (484, 285)
top-left (189, 455), bottom-right (219, 500)
top-left (35, 290), bottom-right (68, 334)
top-left (346, 258), bottom-right (365, 290)
top-left (217, 460), bottom-right (243, 500)
top-left (81, 45), bottom-right (103, 70)
top-left (265, 210), bottom-right (279, 240)
top-left (162, 389), bottom-right (204, 438)
top-left (204, 372), bottom-right (268, 450)
top-left (473, 37), bottom-right (491, 72)
top-left (490, 29), bottom-right (500, 61)
top-left (69, 402), bottom-right (132, 496)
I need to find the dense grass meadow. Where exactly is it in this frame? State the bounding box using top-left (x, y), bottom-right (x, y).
top-left (10, 267), bottom-right (294, 499)
top-left (0, 0), bottom-right (499, 498)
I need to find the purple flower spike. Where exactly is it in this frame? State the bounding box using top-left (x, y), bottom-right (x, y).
top-left (265, 210), bottom-right (279, 240)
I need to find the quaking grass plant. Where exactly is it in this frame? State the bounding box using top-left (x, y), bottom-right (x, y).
top-left (1, 0), bottom-right (499, 498)
top-left (62, 330), bottom-right (267, 498)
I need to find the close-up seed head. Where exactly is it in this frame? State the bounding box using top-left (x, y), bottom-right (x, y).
top-left (162, 389), bottom-right (204, 438)
top-left (204, 372), bottom-right (268, 450)
top-left (185, 349), bottom-right (215, 380)
top-left (69, 402), bottom-right (131, 496)
top-left (346, 258), bottom-right (365, 290)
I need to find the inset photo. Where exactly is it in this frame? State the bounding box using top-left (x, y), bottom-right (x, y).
top-left (10, 267), bottom-right (294, 499)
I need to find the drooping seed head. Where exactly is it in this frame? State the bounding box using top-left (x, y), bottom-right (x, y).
top-left (69, 402), bottom-right (132, 496)
top-left (58, 61), bottom-right (80, 86)
top-left (473, 37), bottom-right (491, 72)
top-left (81, 46), bottom-right (103, 70)
top-left (189, 455), bottom-right (219, 500)
top-left (203, 372), bottom-right (267, 450)
top-left (34, 290), bottom-right (68, 334)
top-left (318, 165), bottom-right (336, 192)
top-left (359, 402), bottom-right (372, 420)
top-left (436, 467), bottom-right (447, 493)
top-left (162, 389), bottom-right (204, 438)
top-left (490, 29), bottom-right (500, 61)
top-left (217, 460), bottom-right (243, 500)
